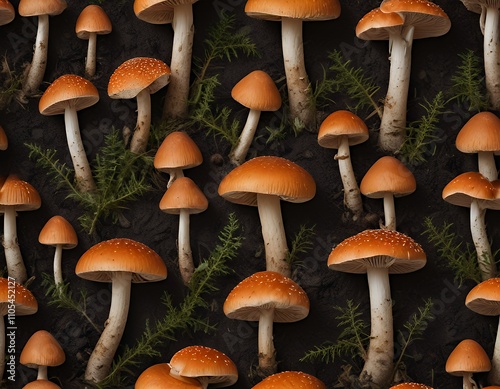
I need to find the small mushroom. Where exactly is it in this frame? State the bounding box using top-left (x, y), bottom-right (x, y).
top-left (0, 1), bottom-right (14, 26)
top-left (20, 330), bottom-right (65, 380)
top-left (446, 339), bottom-right (491, 389)
top-left (251, 371), bottom-right (327, 389)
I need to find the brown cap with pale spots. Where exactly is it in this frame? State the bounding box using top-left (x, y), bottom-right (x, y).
top-left (466, 278), bottom-right (500, 316)
top-left (356, 8), bottom-right (404, 41)
top-left (445, 339), bottom-right (491, 375)
top-left (154, 131), bottom-right (203, 171)
top-left (251, 371), bottom-right (327, 389)
top-left (442, 172), bottom-right (497, 208)
top-left (20, 330), bottom-right (65, 368)
top-left (390, 383), bottom-right (433, 389)
top-left (18, 0), bottom-right (67, 17)
top-left (0, 174), bottom-right (41, 211)
top-left (135, 363), bottom-right (203, 389)
top-left (245, 0), bottom-right (340, 22)
top-left (0, 277), bottom-right (38, 316)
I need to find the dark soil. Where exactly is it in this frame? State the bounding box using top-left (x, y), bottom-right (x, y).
top-left (0, 1), bottom-right (498, 388)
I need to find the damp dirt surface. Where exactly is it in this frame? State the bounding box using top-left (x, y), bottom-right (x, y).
top-left (0, 0), bottom-right (499, 388)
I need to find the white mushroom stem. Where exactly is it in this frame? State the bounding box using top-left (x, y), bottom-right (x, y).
top-left (53, 244), bottom-right (63, 285)
top-left (64, 107), bottom-right (96, 193)
top-left (85, 271), bottom-right (132, 383)
top-left (382, 193), bottom-right (396, 231)
top-left (256, 193), bottom-right (290, 278)
top-left (470, 200), bottom-right (496, 280)
top-left (478, 150), bottom-right (498, 181)
top-left (379, 27), bottom-right (414, 152)
top-left (163, 3), bottom-right (194, 119)
top-left (85, 32), bottom-right (97, 78)
top-left (178, 209), bottom-right (194, 285)
top-left (360, 266), bottom-right (394, 388)
top-left (2, 207), bottom-right (27, 284)
top-left (166, 168), bottom-right (184, 188)
top-left (480, 6), bottom-right (500, 110)
top-left (229, 109), bottom-right (262, 166)
top-left (335, 136), bottom-right (363, 219)
top-left (257, 307), bottom-right (276, 375)
top-left (22, 14), bottom-right (49, 98)
top-left (489, 317), bottom-right (500, 385)
top-left (130, 89), bottom-right (152, 154)
top-left (463, 372), bottom-right (479, 389)
top-left (281, 17), bottom-right (315, 130)
top-left (37, 365), bottom-right (48, 380)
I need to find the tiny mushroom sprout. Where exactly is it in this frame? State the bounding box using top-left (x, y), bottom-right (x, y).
top-left (75, 5), bottom-right (112, 78)
top-left (18, 0), bottom-right (67, 99)
top-left (39, 74), bottom-right (99, 193)
top-left (168, 345), bottom-right (238, 388)
top-left (445, 339), bottom-right (491, 389)
top-left (360, 156), bottom-right (416, 230)
top-left (456, 111), bottom-right (500, 181)
top-left (224, 271), bottom-right (310, 376)
top-left (22, 380), bottom-right (61, 389)
top-left (75, 238), bottom-right (167, 383)
top-left (218, 156), bottom-right (316, 278)
top-left (135, 363), bottom-right (203, 389)
top-left (154, 131), bottom-right (203, 188)
top-left (159, 176), bottom-right (208, 285)
top-left (38, 215), bottom-right (78, 286)
top-left (108, 57), bottom-right (171, 154)
top-left (328, 229), bottom-right (426, 388)
top-left (0, 174), bottom-right (41, 284)
top-left (20, 330), bottom-right (65, 380)
top-left (0, 1), bottom-right (14, 26)
top-left (466, 278), bottom-right (500, 385)
top-left (317, 110), bottom-right (369, 220)
top-left (229, 70), bottom-right (282, 166)
top-left (442, 172), bottom-right (498, 280)
top-left (390, 384), bottom-right (433, 389)
top-left (244, 0), bottom-right (341, 131)
top-left (251, 370), bottom-right (327, 389)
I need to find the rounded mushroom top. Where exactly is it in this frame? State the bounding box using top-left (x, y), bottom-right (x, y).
top-left (75, 5), bottom-right (112, 39)
top-left (108, 57), bottom-right (171, 99)
top-left (75, 238), bottom-right (167, 283)
top-left (317, 110), bottom-right (369, 148)
top-left (134, 0), bottom-right (174, 24)
top-left (360, 156), bottom-right (416, 198)
top-left (159, 177), bottom-right (208, 215)
top-left (328, 229), bottom-right (426, 274)
top-left (356, 7), bottom-right (405, 40)
top-left (0, 0), bottom-right (15, 26)
top-left (218, 156), bottom-right (316, 206)
top-left (20, 330), bottom-right (65, 368)
top-left (456, 111), bottom-right (500, 154)
top-left (390, 384), bottom-right (433, 389)
top-left (465, 278), bottom-right (500, 316)
top-left (38, 215), bottom-right (78, 249)
top-left (252, 371), bottom-right (327, 389)
top-left (231, 70), bottom-right (281, 112)
top-left (0, 125), bottom-right (8, 151)
top-left (154, 131), bottom-right (203, 171)
top-left (445, 339), bottom-right (491, 375)
top-left (0, 277), bottom-right (38, 316)
top-left (18, 0), bottom-right (67, 17)
top-left (39, 74), bottom-right (99, 116)
top-left (224, 271), bottom-right (310, 322)
top-left (245, 0), bottom-right (341, 21)
top-left (0, 174), bottom-right (41, 211)
top-left (442, 172), bottom-right (497, 208)
top-left (135, 363), bottom-right (203, 389)
top-left (22, 380), bottom-right (62, 389)
top-left (169, 345), bottom-right (238, 387)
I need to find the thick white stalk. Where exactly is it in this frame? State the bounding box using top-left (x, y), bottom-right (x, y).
top-left (130, 89), bottom-right (151, 154)
top-left (281, 17), bottom-right (315, 130)
top-left (178, 209), bottom-right (194, 285)
top-left (85, 32), bottom-right (97, 78)
top-left (382, 193), bottom-right (396, 231)
top-left (470, 200), bottom-right (496, 280)
top-left (257, 308), bottom-right (276, 375)
top-left (478, 151), bottom-right (498, 181)
top-left (463, 372), bottom-right (478, 389)
top-left (482, 7), bottom-right (500, 110)
top-left (85, 271), bottom-right (132, 383)
top-left (22, 15), bottom-right (49, 97)
top-left (256, 194), bottom-right (290, 277)
top-left (53, 244), bottom-right (63, 285)
top-left (3, 207), bottom-right (27, 284)
top-left (489, 317), bottom-right (500, 385)
top-left (64, 107), bottom-right (96, 193)
top-left (229, 109), bottom-right (262, 166)
top-left (336, 136), bottom-right (363, 219)
top-left (163, 3), bottom-right (194, 119)
top-left (37, 365), bottom-right (48, 380)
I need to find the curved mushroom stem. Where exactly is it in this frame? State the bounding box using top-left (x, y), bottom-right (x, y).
top-left (3, 207), bottom-right (27, 284)
top-left (130, 89), bottom-right (152, 154)
top-left (37, 365), bottom-right (48, 380)
top-left (166, 168), bottom-right (184, 188)
top-left (163, 3), bottom-right (194, 119)
top-left (478, 151), bottom-right (498, 181)
top-left (281, 17), bottom-right (315, 131)
top-left (85, 32), bottom-right (97, 78)
top-left (470, 200), bottom-right (496, 280)
top-left (257, 307), bottom-right (276, 376)
top-left (53, 244), bottom-right (63, 286)
top-left (463, 372), bottom-right (478, 389)
top-left (229, 109), bottom-right (262, 166)
top-left (382, 193), bottom-right (396, 231)
top-left (256, 194), bottom-right (290, 278)
top-left (480, 6), bottom-right (500, 110)
top-left (379, 27), bottom-right (414, 152)
top-left (85, 271), bottom-right (132, 383)
top-left (178, 209), bottom-right (194, 285)
top-left (64, 107), bottom-right (96, 193)
top-left (489, 317), bottom-right (500, 385)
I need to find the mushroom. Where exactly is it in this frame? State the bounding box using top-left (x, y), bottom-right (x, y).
top-left (108, 57), bottom-right (171, 154)
top-left (153, 131), bottom-right (203, 188)
top-left (22, 380), bottom-right (61, 389)
top-left (39, 74), bottom-right (99, 193)
top-left (159, 177), bottom-right (208, 285)
top-left (224, 270), bottom-right (310, 376)
top-left (229, 70), bottom-right (282, 166)
top-left (38, 215), bottom-right (78, 286)
top-left (360, 156), bottom-right (416, 230)
top-left (75, 5), bottom-right (112, 78)
top-left (244, 0), bottom-right (341, 131)
top-left (328, 229), bottom-right (427, 387)
top-left (17, 0), bottom-right (67, 99)
top-left (251, 371), bottom-right (327, 389)
top-left (136, 363), bottom-right (203, 389)
top-left (456, 111), bottom-right (500, 181)
top-left (75, 238), bottom-right (167, 383)
top-left (0, 125), bottom-right (8, 151)
top-left (317, 110), bottom-right (369, 220)
top-left (0, 175), bottom-right (41, 284)
top-left (169, 345), bottom-right (238, 388)
top-left (0, 1), bottom-right (14, 26)
top-left (20, 330), bottom-right (65, 380)
top-left (445, 339), bottom-right (491, 389)
top-left (218, 156), bottom-right (316, 277)
top-left (390, 384), bottom-right (433, 389)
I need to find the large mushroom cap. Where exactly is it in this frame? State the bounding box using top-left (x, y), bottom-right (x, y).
top-left (456, 111), bottom-right (500, 154)
top-left (134, 0), bottom-right (174, 24)
top-left (245, 0), bottom-right (341, 21)
top-left (0, 174), bottom-right (41, 212)
top-left (251, 371), bottom-right (327, 389)
top-left (22, 380), bottom-right (61, 389)
top-left (39, 74), bottom-right (99, 116)
top-left (75, 5), bottom-right (112, 39)
top-left (20, 330), bottom-right (65, 369)
top-left (159, 177), bottom-right (208, 215)
top-left (18, 0), bottom-right (67, 17)
top-left (317, 110), bottom-right (369, 148)
top-left (231, 70), bottom-right (282, 112)
top-left (38, 215), bottom-right (78, 249)
top-left (442, 172), bottom-right (497, 207)
top-left (356, 7), bottom-right (405, 40)
top-left (218, 156), bottom-right (316, 206)
top-left (75, 238), bottom-right (167, 283)
top-left (135, 363), bottom-right (203, 389)
top-left (154, 131), bottom-right (203, 171)
top-left (445, 339), bottom-right (491, 376)
top-left (465, 278), bottom-right (500, 316)
top-left (0, 277), bottom-right (38, 315)
top-left (0, 0), bottom-right (14, 26)
top-left (390, 384), bottom-right (433, 389)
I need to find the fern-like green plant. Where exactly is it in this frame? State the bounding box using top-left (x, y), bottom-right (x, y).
top-left (0, 57), bottom-right (23, 110)
top-left (287, 224), bottom-right (316, 266)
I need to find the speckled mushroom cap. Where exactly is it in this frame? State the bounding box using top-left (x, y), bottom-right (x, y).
top-left (135, 363), bottom-right (203, 389)
top-left (75, 238), bottom-right (167, 283)
top-left (22, 379), bottom-right (62, 389)
top-left (356, 7), bottom-right (404, 40)
top-left (169, 345), bottom-right (238, 387)
top-left (317, 110), bottom-right (369, 149)
top-left (154, 131), bottom-right (203, 171)
top-left (218, 156), bottom-right (316, 206)
top-left (456, 111), bottom-right (500, 154)
top-left (0, 0), bottom-right (14, 26)
top-left (465, 278), bottom-right (500, 316)
top-left (390, 384), bottom-right (433, 389)
top-left (75, 5), bottom-right (112, 39)
top-left (38, 215), bottom-right (78, 249)
top-left (231, 70), bottom-right (282, 111)
top-left (0, 174), bottom-right (41, 211)
top-left (0, 277), bottom-right (38, 316)
top-left (251, 371), bottom-right (327, 389)
top-left (20, 330), bottom-right (65, 369)
top-left (159, 177), bottom-right (208, 215)
top-left (328, 229), bottom-right (426, 274)
top-left (39, 74), bottom-right (99, 116)
top-left (442, 172), bottom-right (497, 208)
top-left (445, 339), bottom-right (491, 375)
top-left (245, 0), bottom-right (341, 21)
top-left (108, 57), bottom-right (171, 99)
top-left (18, 0), bottom-right (67, 17)
top-left (224, 271), bottom-right (310, 322)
